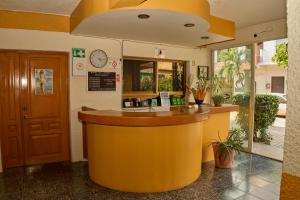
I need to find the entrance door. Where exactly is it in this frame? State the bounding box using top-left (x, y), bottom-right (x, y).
top-left (271, 76), bottom-right (285, 93)
top-left (0, 51), bottom-right (70, 168)
top-left (213, 45), bottom-right (255, 152)
top-left (0, 52), bottom-right (24, 167)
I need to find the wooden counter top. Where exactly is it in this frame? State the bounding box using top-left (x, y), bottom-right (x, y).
top-left (203, 104), bottom-right (239, 114)
top-left (78, 105), bottom-right (238, 127)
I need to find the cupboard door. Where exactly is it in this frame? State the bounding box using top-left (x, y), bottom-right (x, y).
top-left (0, 52), bottom-right (24, 168)
top-left (20, 52), bottom-right (70, 165)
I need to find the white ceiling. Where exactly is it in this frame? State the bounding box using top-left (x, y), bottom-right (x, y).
top-left (72, 9), bottom-right (223, 46)
top-left (0, 0), bottom-right (287, 28)
top-left (210, 0), bottom-right (287, 28)
top-left (0, 0), bottom-right (81, 16)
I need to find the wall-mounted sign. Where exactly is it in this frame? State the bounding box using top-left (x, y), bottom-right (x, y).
top-left (107, 58), bottom-right (122, 70)
top-left (35, 69), bottom-right (53, 95)
top-left (88, 72), bottom-right (116, 91)
top-left (72, 48), bottom-right (87, 76)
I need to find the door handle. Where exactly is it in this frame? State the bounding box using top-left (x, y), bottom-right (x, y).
top-left (24, 115), bottom-right (32, 119)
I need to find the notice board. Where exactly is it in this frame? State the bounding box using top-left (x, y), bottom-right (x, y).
top-left (88, 72), bottom-right (116, 91)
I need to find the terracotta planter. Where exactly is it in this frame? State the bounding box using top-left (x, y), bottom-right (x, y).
top-left (212, 143), bottom-right (235, 168)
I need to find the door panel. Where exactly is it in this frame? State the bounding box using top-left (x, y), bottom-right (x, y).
top-left (20, 52), bottom-right (70, 165)
top-left (0, 52), bottom-right (24, 168)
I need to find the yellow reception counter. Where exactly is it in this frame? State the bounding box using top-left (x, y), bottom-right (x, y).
top-left (78, 105), bottom-right (239, 193)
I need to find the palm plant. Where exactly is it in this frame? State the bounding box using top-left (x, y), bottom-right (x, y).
top-left (218, 47), bottom-right (250, 87)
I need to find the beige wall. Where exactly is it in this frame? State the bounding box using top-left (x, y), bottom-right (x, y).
top-left (0, 28), bottom-right (210, 172)
top-left (283, 0), bottom-right (300, 177)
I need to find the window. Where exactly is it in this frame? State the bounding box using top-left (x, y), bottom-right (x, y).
top-left (123, 58), bottom-right (186, 95)
top-left (158, 61), bottom-right (184, 92)
top-left (123, 60), bottom-right (155, 92)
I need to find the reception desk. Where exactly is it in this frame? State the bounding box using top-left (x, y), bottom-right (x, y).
top-left (78, 105), bottom-right (238, 193)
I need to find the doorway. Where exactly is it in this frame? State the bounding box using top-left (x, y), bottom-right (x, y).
top-left (212, 38), bottom-right (288, 161)
top-left (253, 38), bottom-right (288, 161)
top-left (212, 45), bottom-right (254, 151)
top-left (0, 50), bottom-right (70, 169)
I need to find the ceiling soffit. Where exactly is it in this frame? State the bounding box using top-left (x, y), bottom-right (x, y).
top-left (70, 0), bottom-right (235, 46)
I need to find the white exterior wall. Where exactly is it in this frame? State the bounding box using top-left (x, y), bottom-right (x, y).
top-left (283, 0), bottom-right (300, 178)
top-left (0, 28), bottom-right (210, 172)
top-left (255, 65), bottom-right (288, 94)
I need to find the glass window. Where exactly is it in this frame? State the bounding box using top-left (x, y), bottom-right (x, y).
top-left (123, 58), bottom-right (185, 94)
top-left (158, 61), bottom-right (184, 92)
top-left (123, 60), bottom-right (155, 92)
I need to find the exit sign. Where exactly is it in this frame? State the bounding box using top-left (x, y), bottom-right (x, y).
top-left (72, 48), bottom-right (86, 58)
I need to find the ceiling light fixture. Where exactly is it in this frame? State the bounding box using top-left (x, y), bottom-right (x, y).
top-left (138, 14), bottom-right (150, 19)
top-left (184, 23), bottom-right (195, 27)
top-left (201, 36), bottom-right (210, 40)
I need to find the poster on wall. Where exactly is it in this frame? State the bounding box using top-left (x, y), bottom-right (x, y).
top-left (72, 48), bottom-right (87, 76)
top-left (35, 69), bottom-right (53, 95)
top-left (88, 72), bottom-right (116, 91)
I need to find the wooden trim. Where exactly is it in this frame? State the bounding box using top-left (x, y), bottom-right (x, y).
top-left (0, 49), bottom-right (69, 55)
top-left (78, 105), bottom-right (239, 127)
top-left (79, 109), bottom-right (210, 127)
top-left (281, 173), bottom-right (300, 200)
top-left (206, 105), bottom-right (239, 114)
top-left (124, 56), bottom-right (187, 63)
top-left (65, 52), bottom-right (71, 163)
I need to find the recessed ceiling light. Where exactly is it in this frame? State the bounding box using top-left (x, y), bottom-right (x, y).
top-left (201, 36), bottom-right (210, 40)
top-left (138, 14), bottom-right (150, 19)
top-left (184, 23), bottom-right (195, 27)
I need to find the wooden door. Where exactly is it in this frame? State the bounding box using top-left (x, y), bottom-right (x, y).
top-left (0, 51), bottom-right (70, 168)
top-left (20, 52), bottom-right (70, 165)
top-left (0, 52), bottom-right (24, 168)
top-left (271, 76), bottom-right (285, 93)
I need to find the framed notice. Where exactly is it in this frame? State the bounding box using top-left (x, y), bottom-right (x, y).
top-left (88, 72), bottom-right (116, 91)
top-left (197, 66), bottom-right (209, 80)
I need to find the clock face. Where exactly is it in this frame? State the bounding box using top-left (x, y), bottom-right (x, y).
top-left (90, 49), bottom-right (108, 68)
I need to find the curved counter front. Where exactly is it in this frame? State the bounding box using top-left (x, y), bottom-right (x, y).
top-left (78, 105), bottom-right (238, 193)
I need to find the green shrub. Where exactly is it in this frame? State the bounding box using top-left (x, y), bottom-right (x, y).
top-left (232, 94), bottom-right (280, 143)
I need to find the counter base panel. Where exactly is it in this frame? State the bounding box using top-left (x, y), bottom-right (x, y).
top-left (87, 122), bottom-right (203, 193)
top-left (202, 112), bottom-right (231, 162)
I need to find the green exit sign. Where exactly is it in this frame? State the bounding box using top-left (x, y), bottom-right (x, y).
top-left (72, 48), bottom-right (86, 58)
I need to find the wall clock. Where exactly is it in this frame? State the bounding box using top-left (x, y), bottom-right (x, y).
top-left (90, 49), bottom-right (108, 68)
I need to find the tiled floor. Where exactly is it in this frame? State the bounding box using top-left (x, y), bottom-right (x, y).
top-left (0, 153), bottom-right (282, 200)
top-left (253, 118), bottom-right (285, 161)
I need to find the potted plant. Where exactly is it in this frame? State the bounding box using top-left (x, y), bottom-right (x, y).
top-left (211, 75), bottom-right (225, 107)
top-left (192, 76), bottom-right (210, 105)
top-left (212, 95), bottom-right (225, 107)
top-left (211, 129), bottom-right (243, 168)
